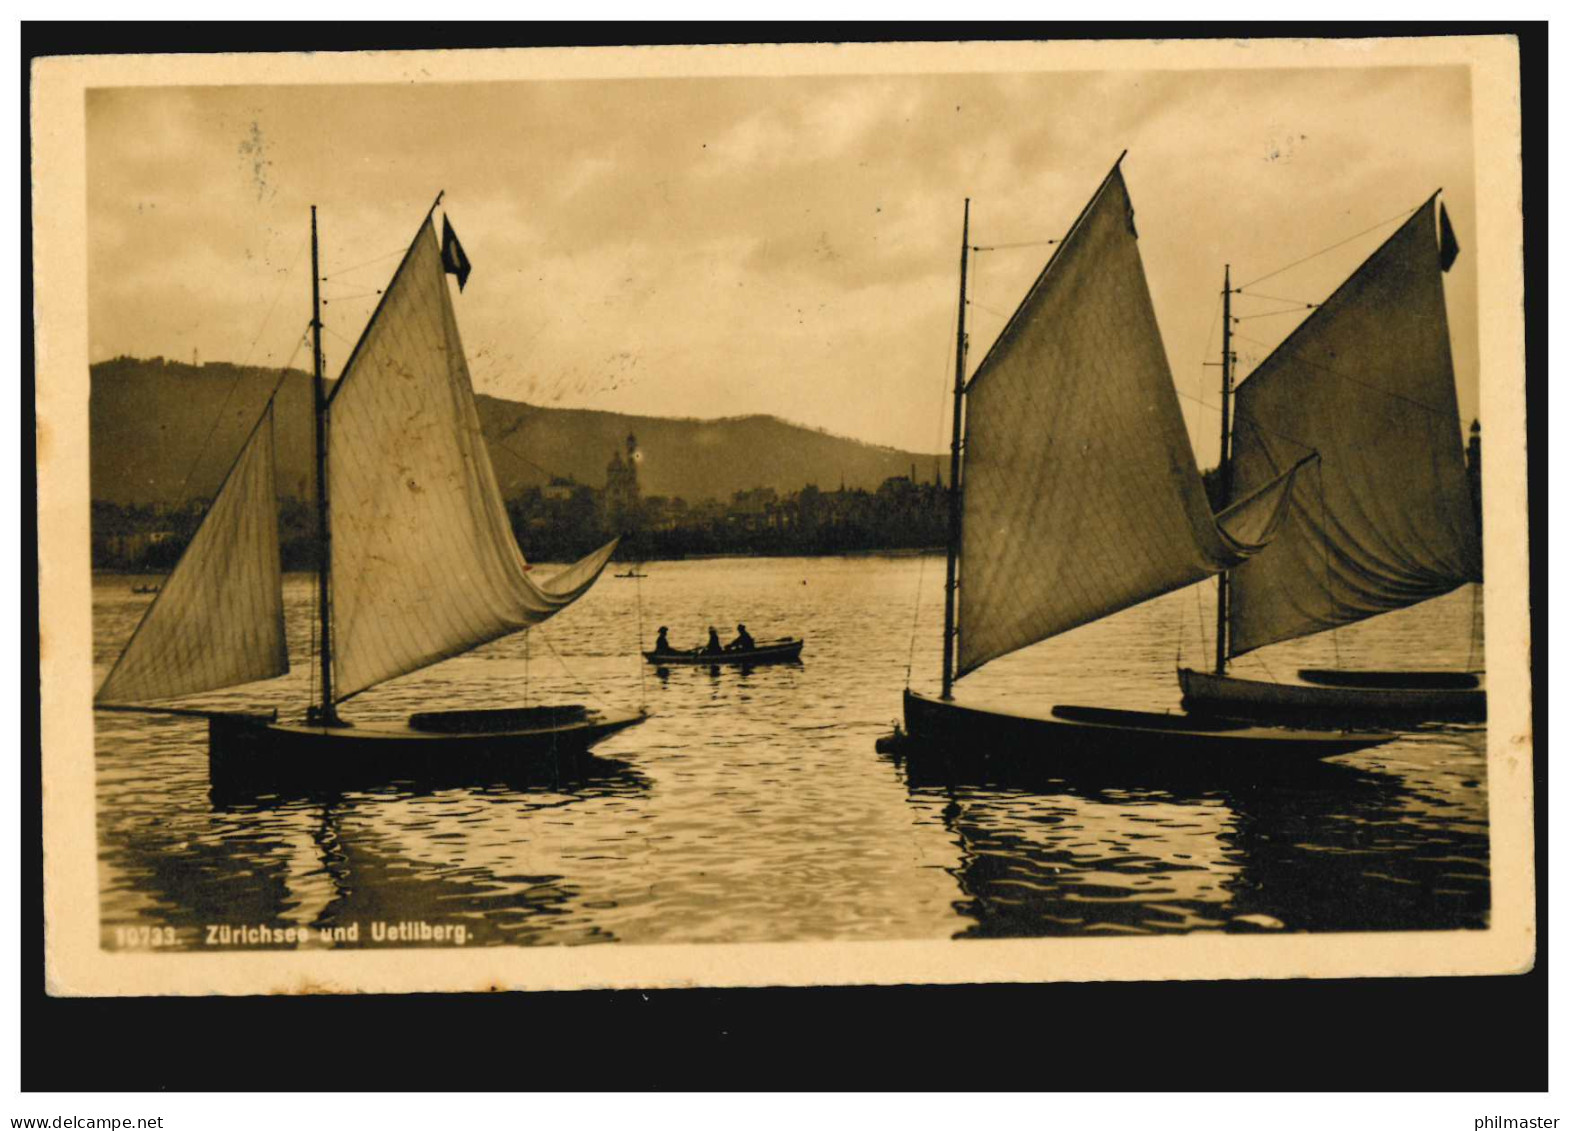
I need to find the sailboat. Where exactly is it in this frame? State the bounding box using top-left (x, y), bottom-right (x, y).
top-left (1178, 195), bottom-right (1485, 722)
top-left (898, 155), bottom-right (1392, 773)
top-left (94, 196), bottom-right (648, 788)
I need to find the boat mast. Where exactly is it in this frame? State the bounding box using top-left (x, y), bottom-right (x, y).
top-left (310, 206), bottom-right (340, 724)
top-left (941, 199), bottom-right (970, 700)
top-left (1214, 264), bottom-right (1234, 676)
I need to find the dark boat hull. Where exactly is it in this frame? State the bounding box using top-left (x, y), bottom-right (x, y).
top-left (208, 705), bottom-right (647, 792)
top-left (1178, 667), bottom-right (1486, 723)
top-left (898, 689), bottom-right (1388, 781)
top-left (643, 639), bottom-right (804, 666)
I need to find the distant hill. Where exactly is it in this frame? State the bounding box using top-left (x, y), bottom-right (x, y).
top-left (88, 357), bottom-right (943, 507)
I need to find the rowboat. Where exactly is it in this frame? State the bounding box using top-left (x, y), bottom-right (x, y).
top-left (643, 638), bottom-right (804, 666)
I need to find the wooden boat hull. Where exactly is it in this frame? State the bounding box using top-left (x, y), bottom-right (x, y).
top-left (643, 639), bottom-right (804, 666)
top-left (208, 705), bottom-right (648, 791)
top-left (1178, 667), bottom-right (1486, 722)
top-left (898, 689), bottom-right (1389, 780)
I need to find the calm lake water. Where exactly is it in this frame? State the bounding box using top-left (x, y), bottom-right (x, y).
top-left (92, 555), bottom-right (1489, 948)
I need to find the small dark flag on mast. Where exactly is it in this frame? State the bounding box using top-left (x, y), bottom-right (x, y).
top-left (441, 215), bottom-right (472, 291)
top-left (1438, 203), bottom-right (1460, 273)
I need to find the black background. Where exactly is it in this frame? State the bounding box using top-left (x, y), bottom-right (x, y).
top-left (21, 21), bottom-right (1548, 1093)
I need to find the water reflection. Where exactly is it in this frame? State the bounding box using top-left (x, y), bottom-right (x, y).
top-left (94, 560), bottom-right (1488, 947)
top-left (893, 726), bottom-right (1489, 936)
top-left (100, 744), bottom-right (651, 948)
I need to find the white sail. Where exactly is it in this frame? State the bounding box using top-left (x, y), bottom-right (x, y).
top-left (327, 216), bottom-right (617, 702)
top-left (1226, 199), bottom-right (1484, 658)
top-left (96, 402), bottom-right (288, 704)
top-left (956, 164), bottom-right (1298, 679)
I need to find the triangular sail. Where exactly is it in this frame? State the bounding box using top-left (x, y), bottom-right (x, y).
top-left (1226, 199), bottom-right (1483, 659)
top-left (96, 402), bottom-right (288, 704)
top-left (327, 217), bottom-right (617, 702)
top-left (956, 163), bottom-right (1298, 678)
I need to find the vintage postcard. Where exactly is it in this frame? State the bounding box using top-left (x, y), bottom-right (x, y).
top-left (34, 36), bottom-right (1532, 996)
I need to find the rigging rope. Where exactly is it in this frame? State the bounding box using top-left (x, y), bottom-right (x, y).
top-left (965, 298), bottom-right (1014, 321)
top-left (534, 626), bottom-right (612, 710)
top-left (1316, 459), bottom-right (1342, 669)
top-left (1241, 639), bottom-right (1282, 685)
top-left (905, 282), bottom-right (962, 688)
top-left (320, 322), bottom-right (358, 349)
top-left (308, 566), bottom-right (318, 718)
top-left (1466, 581), bottom-right (1483, 671)
top-left (970, 238), bottom-right (1059, 252)
top-left (634, 571), bottom-right (647, 709)
top-left (1192, 573), bottom-right (1207, 665)
top-left (489, 433), bottom-right (564, 484)
top-left (1173, 386), bottom-right (1223, 415)
top-left (319, 244), bottom-right (407, 280)
top-left (169, 262), bottom-right (310, 510)
top-left (1193, 291), bottom-right (1224, 411)
top-left (1233, 288), bottom-right (1318, 306)
top-left (1228, 328), bottom-right (1453, 419)
top-left (1236, 203), bottom-right (1420, 291)
top-left (1233, 305), bottom-right (1315, 321)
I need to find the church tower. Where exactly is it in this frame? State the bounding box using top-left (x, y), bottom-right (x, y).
top-left (604, 432), bottom-right (643, 534)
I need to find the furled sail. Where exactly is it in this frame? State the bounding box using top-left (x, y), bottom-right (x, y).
top-left (327, 216), bottom-right (617, 701)
top-left (956, 162), bottom-right (1300, 678)
top-left (1226, 198), bottom-right (1483, 658)
top-left (96, 402), bottom-right (288, 704)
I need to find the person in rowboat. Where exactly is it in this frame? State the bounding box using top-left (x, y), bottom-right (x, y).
top-left (704, 627), bottom-right (723, 655)
top-left (653, 627), bottom-right (674, 655)
top-left (725, 624), bottom-right (756, 653)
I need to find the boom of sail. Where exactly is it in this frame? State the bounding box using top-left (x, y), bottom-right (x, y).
top-left (1224, 198), bottom-right (1483, 659)
top-left (98, 209), bottom-right (618, 710)
top-left (95, 401), bottom-right (289, 705)
top-left (955, 162), bottom-right (1306, 679)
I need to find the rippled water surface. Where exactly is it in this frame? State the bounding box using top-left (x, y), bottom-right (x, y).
top-left (93, 557), bottom-right (1489, 948)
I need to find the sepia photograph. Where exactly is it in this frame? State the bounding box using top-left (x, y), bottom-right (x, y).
top-left (33, 34), bottom-right (1532, 1001)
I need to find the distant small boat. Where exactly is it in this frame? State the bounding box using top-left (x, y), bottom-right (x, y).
top-left (614, 570), bottom-right (648, 579)
top-left (131, 585), bottom-right (161, 595)
top-left (644, 638), bottom-right (804, 666)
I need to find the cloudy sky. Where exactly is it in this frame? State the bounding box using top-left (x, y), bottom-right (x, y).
top-left (86, 64), bottom-right (1477, 462)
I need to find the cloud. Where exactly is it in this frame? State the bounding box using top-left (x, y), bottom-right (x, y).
top-left (86, 66), bottom-right (1477, 458)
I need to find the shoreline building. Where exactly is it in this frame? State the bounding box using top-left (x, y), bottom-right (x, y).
top-left (604, 432), bottom-right (643, 535)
